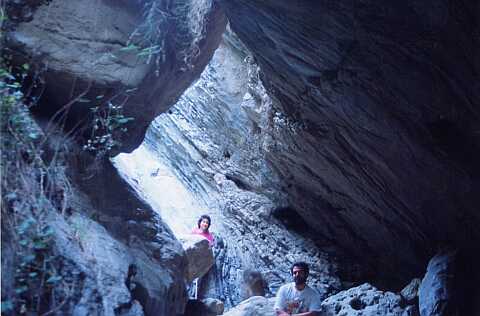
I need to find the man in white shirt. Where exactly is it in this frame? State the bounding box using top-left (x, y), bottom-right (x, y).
top-left (274, 262), bottom-right (322, 316)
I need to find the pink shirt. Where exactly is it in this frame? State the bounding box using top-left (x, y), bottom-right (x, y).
top-left (191, 228), bottom-right (214, 246)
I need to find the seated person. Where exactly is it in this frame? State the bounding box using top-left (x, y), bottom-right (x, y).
top-left (274, 262), bottom-right (321, 316)
top-left (191, 214), bottom-right (214, 247)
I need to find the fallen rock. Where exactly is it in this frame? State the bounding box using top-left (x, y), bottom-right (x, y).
top-left (401, 278), bottom-right (421, 304)
top-left (240, 270), bottom-right (267, 299)
top-left (179, 234), bottom-right (214, 283)
top-left (184, 299), bottom-right (209, 316)
top-left (321, 283), bottom-right (418, 316)
top-left (202, 298), bottom-right (224, 315)
top-left (222, 296), bottom-right (276, 316)
top-left (418, 251), bottom-right (458, 316)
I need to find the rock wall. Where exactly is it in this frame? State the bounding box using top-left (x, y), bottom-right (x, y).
top-left (219, 0), bottom-right (480, 287)
top-left (134, 29), bottom-right (344, 308)
top-left (65, 155), bottom-right (188, 315)
top-left (2, 1), bottom-right (228, 315)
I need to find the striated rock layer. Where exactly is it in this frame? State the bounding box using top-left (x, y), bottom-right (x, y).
top-left (219, 0), bottom-right (480, 287)
top-left (130, 30), bottom-right (343, 308)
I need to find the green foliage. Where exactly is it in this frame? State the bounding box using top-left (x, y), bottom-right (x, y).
top-left (83, 100), bottom-right (134, 156)
top-left (1, 59), bottom-right (72, 315)
top-left (11, 219), bottom-right (64, 314)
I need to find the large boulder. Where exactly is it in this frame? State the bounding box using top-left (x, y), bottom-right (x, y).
top-left (222, 296), bottom-right (276, 316)
top-left (4, 0), bottom-right (226, 153)
top-left (202, 298), bottom-right (225, 315)
top-left (321, 283), bottom-right (418, 316)
top-left (418, 251), bottom-right (458, 316)
top-left (401, 278), bottom-right (422, 305)
top-left (240, 270), bottom-right (267, 299)
top-left (179, 234), bottom-right (214, 283)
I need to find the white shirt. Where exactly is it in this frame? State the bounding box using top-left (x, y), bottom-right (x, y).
top-left (274, 282), bottom-right (322, 314)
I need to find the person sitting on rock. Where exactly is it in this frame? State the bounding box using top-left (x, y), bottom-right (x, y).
top-left (191, 214), bottom-right (214, 247)
top-left (274, 262), bottom-right (322, 316)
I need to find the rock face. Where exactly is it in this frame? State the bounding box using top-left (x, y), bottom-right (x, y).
top-left (64, 155), bottom-right (189, 316)
top-left (218, 0), bottom-right (480, 287)
top-left (418, 251), bottom-right (458, 316)
top-left (322, 283), bottom-right (418, 316)
top-left (401, 278), bottom-right (422, 305)
top-left (4, 0), bottom-right (226, 152)
top-left (179, 234), bottom-right (214, 283)
top-left (3, 1), bottom-right (228, 314)
top-left (222, 296), bottom-right (276, 316)
top-left (0, 114), bottom-right (188, 315)
top-left (202, 298), bottom-right (225, 315)
top-left (134, 30), bottom-right (343, 308)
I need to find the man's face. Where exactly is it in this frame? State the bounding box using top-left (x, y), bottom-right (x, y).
top-left (292, 266), bottom-right (307, 285)
top-left (200, 218), bottom-right (210, 232)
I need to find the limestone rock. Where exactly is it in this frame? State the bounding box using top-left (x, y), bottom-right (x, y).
top-left (240, 270), bottom-right (267, 299)
top-left (135, 32), bottom-right (342, 308)
top-left (202, 298), bottom-right (224, 315)
top-left (401, 278), bottom-right (421, 304)
top-left (5, 0), bottom-right (227, 152)
top-left (222, 296), bottom-right (276, 316)
top-left (179, 234), bottom-right (214, 283)
top-left (219, 0), bottom-right (480, 288)
top-left (418, 251), bottom-right (458, 316)
top-left (321, 283), bottom-right (418, 316)
top-left (65, 155), bottom-right (188, 316)
top-left (116, 300), bottom-right (144, 316)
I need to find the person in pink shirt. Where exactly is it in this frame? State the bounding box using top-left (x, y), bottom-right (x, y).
top-left (191, 214), bottom-right (214, 247)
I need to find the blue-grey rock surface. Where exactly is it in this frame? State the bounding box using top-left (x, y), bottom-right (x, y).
top-left (4, 0), bottom-right (226, 152)
top-left (321, 283), bottom-right (418, 316)
top-left (135, 28), bottom-right (343, 308)
top-left (219, 0), bottom-right (480, 288)
top-left (418, 251), bottom-right (458, 316)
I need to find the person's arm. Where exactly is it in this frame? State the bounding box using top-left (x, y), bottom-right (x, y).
top-left (276, 311), bottom-right (319, 316)
top-left (274, 286), bottom-right (288, 315)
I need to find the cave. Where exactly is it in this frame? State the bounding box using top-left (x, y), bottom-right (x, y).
top-left (1, 0), bottom-right (479, 315)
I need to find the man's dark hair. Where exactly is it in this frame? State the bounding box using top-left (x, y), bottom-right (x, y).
top-left (197, 214), bottom-right (211, 228)
top-left (290, 261), bottom-right (309, 276)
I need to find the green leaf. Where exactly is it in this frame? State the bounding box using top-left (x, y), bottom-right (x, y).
top-left (18, 218), bottom-right (35, 234)
top-left (95, 95), bottom-right (104, 99)
top-left (33, 240), bottom-right (48, 250)
top-left (77, 98), bottom-right (91, 103)
top-left (15, 285), bottom-right (28, 294)
top-left (6, 83), bottom-right (20, 88)
top-left (28, 132), bottom-right (39, 140)
top-left (119, 44), bottom-right (139, 52)
top-left (5, 192), bottom-right (17, 201)
top-left (22, 254), bottom-right (36, 263)
top-left (46, 275), bottom-right (62, 284)
top-left (1, 300), bottom-right (14, 312)
top-left (19, 239), bottom-right (29, 246)
top-left (116, 117), bottom-right (134, 124)
top-left (28, 272), bottom-right (38, 278)
top-left (40, 226), bottom-right (54, 237)
top-left (22, 63), bottom-right (30, 70)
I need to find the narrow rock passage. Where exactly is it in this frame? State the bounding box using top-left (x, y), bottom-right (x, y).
top-left (112, 30), bottom-right (343, 309)
top-left (113, 145), bottom-right (212, 236)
